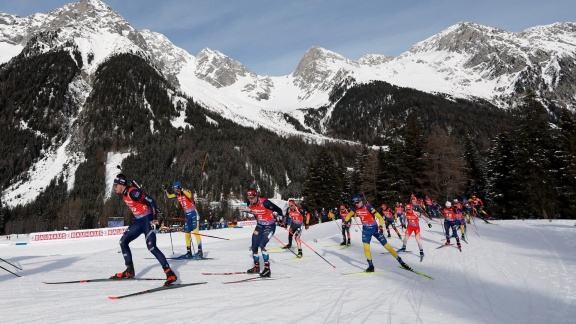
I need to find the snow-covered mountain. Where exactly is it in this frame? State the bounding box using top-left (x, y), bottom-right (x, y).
top-left (1, 0), bottom-right (575, 207)
top-left (2, 0), bottom-right (575, 130)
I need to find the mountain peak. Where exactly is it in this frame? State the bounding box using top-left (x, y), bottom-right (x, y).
top-left (409, 21), bottom-right (510, 54)
top-left (293, 46), bottom-right (352, 76)
top-left (291, 46), bottom-right (358, 98)
top-left (195, 48), bottom-right (255, 88)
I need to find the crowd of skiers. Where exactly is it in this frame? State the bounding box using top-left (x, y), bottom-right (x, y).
top-left (107, 172), bottom-right (490, 283)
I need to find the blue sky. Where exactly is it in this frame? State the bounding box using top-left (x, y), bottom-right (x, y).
top-left (2, 0), bottom-right (575, 76)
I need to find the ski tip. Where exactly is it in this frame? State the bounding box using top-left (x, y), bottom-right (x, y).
top-left (108, 296), bottom-right (119, 300)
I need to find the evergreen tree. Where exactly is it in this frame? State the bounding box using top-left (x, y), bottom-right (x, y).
top-left (302, 147), bottom-right (348, 214)
top-left (462, 134), bottom-right (487, 197)
top-left (401, 113), bottom-right (426, 196)
top-left (486, 131), bottom-right (520, 217)
top-left (513, 92), bottom-right (557, 219)
top-left (556, 108), bottom-right (576, 218)
top-left (487, 92), bottom-right (557, 219)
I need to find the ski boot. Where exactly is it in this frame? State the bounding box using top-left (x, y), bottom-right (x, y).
top-left (247, 264), bottom-right (260, 274)
top-left (445, 240), bottom-right (451, 246)
top-left (164, 267), bottom-right (177, 286)
top-left (340, 240), bottom-right (347, 246)
top-left (397, 246), bottom-right (406, 253)
top-left (297, 249), bottom-right (303, 258)
top-left (398, 234), bottom-right (402, 239)
top-left (365, 264), bottom-right (375, 273)
top-left (179, 252), bottom-right (193, 259)
top-left (260, 266), bottom-right (271, 277)
top-left (397, 257), bottom-right (412, 271)
top-left (387, 232), bottom-right (391, 238)
top-left (282, 244), bottom-right (292, 249)
top-left (347, 238), bottom-right (351, 245)
top-left (457, 242), bottom-right (462, 252)
top-left (420, 251), bottom-right (424, 262)
top-left (110, 262), bottom-right (135, 279)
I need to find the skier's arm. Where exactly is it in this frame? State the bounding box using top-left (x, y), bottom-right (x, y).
top-left (372, 210), bottom-right (385, 227)
top-left (164, 190), bottom-right (176, 199)
top-left (263, 199), bottom-right (283, 217)
top-left (344, 210), bottom-right (355, 222)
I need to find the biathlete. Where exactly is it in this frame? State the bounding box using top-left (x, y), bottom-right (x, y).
top-left (397, 204), bottom-right (425, 262)
top-left (453, 199), bottom-right (467, 242)
top-left (345, 194), bottom-right (411, 272)
top-left (245, 188), bottom-right (284, 277)
top-left (381, 203), bottom-right (402, 239)
top-left (394, 202), bottom-right (406, 229)
top-left (283, 199), bottom-right (310, 258)
top-left (442, 201), bottom-right (462, 251)
top-left (110, 174), bottom-right (177, 286)
top-left (339, 204), bottom-right (352, 245)
top-left (164, 181), bottom-right (203, 258)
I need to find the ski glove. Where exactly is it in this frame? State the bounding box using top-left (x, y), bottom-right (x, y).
top-left (150, 219), bottom-right (160, 231)
top-left (378, 226), bottom-right (383, 234)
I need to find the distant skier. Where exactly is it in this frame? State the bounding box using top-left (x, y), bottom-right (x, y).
top-left (283, 199), bottom-right (309, 258)
top-left (442, 201), bottom-right (462, 251)
top-left (381, 203), bottom-right (402, 239)
top-left (424, 196), bottom-right (440, 218)
top-left (453, 199), bottom-right (467, 242)
top-left (245, 188), bottom-right (283, 277)
top-left (163, 181), bottom-right (203, 258)
top-left (469, 195), bottom-right (487, 219)
top-left (394, 202), bottom-right (406, 229)
top-left (110, 174), bottom-right (177, 286)
top-left (344, 194), bottom-right (411, 272)
top-left (339, 204), bottom-right (352, 245)
top-left (397, 204), bottom-right (425, 261)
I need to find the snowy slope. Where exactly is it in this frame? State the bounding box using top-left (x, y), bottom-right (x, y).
top-left (1, 0), bottom-right (575, 208)
top-left (1, 219), bottom-right (575, 323)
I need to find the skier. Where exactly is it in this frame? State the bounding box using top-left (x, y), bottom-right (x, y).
top-left (339, 204), bottom-right (352, 245)
top-left (381, 203), bottom-right (402, 239)
top-left (164, 181), bottom-right (203, 258)
top-left (410, 194), bottom-right (430, 219)
top-left (344, 194), bottom-right (411, 272)
top-left (394, 202), bottom-right (406, 229)
top-left (110, 174), bottom-right (177, 286)
top-left (245, 188), bottom-right (284, 277)
top-left (469, 195), bottom-right (487, 219)
top-left (424, 196), bottom-right (439, 218)
top-left (397, 204), bottom-right (425, 261)
top-left (442, 201), bottom-right (462, 251)
top-left (453, 199), bottom-right (467, 242)
top-left (283, 199), bottom-right (310, 258)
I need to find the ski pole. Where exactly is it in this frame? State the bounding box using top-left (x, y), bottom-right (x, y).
top-left (0, 265), bottom-right (20, 277)
top-left (285, 227), bottom-right (336, 268)
top-left (161, 187), bottom-right (175, 254)
top-left (332, 218), bottom-right (344, 236)
top-left (197, 233), bottom-right (230, 240)
top-left (272, 235), bottom-right (299, 257)
top-left (0, 257), bottom-right (22, 270)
